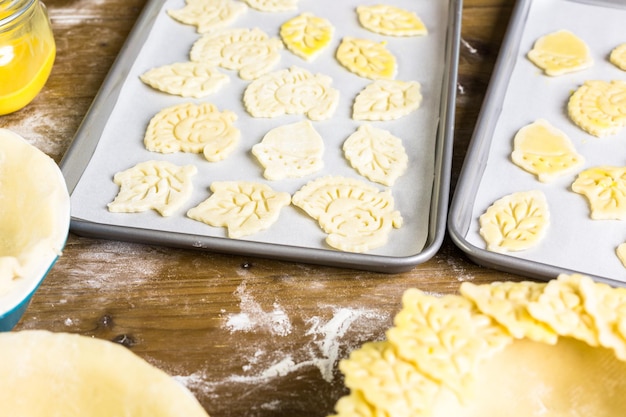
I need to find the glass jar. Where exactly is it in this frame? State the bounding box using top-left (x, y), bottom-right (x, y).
top-left (0, 0), bottom-right (55, 115)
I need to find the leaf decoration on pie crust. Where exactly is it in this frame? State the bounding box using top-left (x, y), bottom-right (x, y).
top-left (336, 37), bottom-right (397, 80)
top-left (291, 176), bottom-right (403, 253)
top-left (567, 80), bottom-right (626, 137)
top-left (343, 124), bottom-right (408, 186)
top-left (243, 66), bottom-right (339, 120)
top-left (479, 190), bottom-right (550, 253)
top-left (280, 13), bottom-right (334, 61)
top-left (511, 119), bottom-right (584, 182)
top-left (144, 102), bottom-right (240, 162)
top-left (190, 28), bottom-right (283, 80)
top-left (610, 44), bottom-right (626, 71)
top-left (167, 0), bottom-right (247, 34)
top-left (252, 120), bottom-right (324, 180)
top-left (187, 181), bottom-right (291, 238)
top-left (353, 79), bottom-right (422, 121)
top-left (571, 166), bottom-right (626, 220)
top-left (356, 5), bottom-right (427, 37)
top-left (527, 30), bottom-right (593, 76)
top-left (243, 0), bottom-right (298, 12)
top-left (107, 161), bottom-right (197, 217)
top-left (139, 62), bottom-right (229, 98)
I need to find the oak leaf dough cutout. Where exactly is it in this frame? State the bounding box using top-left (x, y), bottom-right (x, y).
top-left (243, 0), bottom-right (298, 12)
top-left (190, 28), bottom-right (283, 80)
top-left (280, 13), bottom-right (334, 61)
top-left (187, 181), bottom-right (291, 238)
top-left (356, 4), bottom-right (427, 37)
top-left (144, 102), bottom-right (240, 162)
top-left (167, 0), bottom-right (247, 33)
top-left (353, 79), bottom-right (422, 121)
top-left (511, 119), bottom-right (584, 182)
top-left (139, 62), bottom-right (229, 98)
top-left (479, 190), bottom-right (549, 253)
top-left (527, 30), bottom-right (593, 76)
top-left (336, 37), bottom-right (397, 80)
top-left (252, 120), bottom-right (324, 180)
top-left (108, 160), bottom-right (197, 217)
top-left (292, 176), bottom-right (403, 253)
top-left (571, 166), bottom-right (626, 220)
top-left (567, 80), bottom-right (626, 137)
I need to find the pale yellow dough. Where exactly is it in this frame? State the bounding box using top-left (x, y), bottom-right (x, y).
top-left (280, 13), bottom-right (334, 61)
top-left (571, 166), bottom-right (626, 220)
top-left (352, 79), bottom-right (422, 121)
top-left (527, 30), bottom-right (593, 76)
top-left (331, 274), bottom-right (626, 417)
top-left (139, 62), bottom-right (229, 98)
top-left (617, 243), bottom-right (626, 268)
top-left (511, 119), bottom-right (584, 182)
top-left (356, 4), bottom-right (427, 37)
top-left (167, 0), bottom-right (246, 34)
top-left (567, 80), bottom-right (626, 137)
top-left (610, 43), bottom-right (626, 71)
top-left (0, 330), bottom-right (210, 416)
top-left (336, 37), bottom-right (397, 80)
top-left (244, 0), bottom-right (298, 12)
top-left (0, 129), bottom-right (69, 298)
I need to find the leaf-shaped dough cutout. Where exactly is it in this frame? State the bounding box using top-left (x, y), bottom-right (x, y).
top-left (190, 28), bottom-right (283, 80)
top-left (343, 124), bottom-right (408, 186)
top-left (107, 161), bottom-right (197, 217)
top-left (243, 66), bottom-right (339, 120)
top-left (356, 5), bottom-right (427, 37)
top-left (610, 44), bottom-right (626, 71)
top-left (244, 0), bottom-right (298, 12)
top-left (479, 190), bottom-right (550, 253)
top-left (292, 176), bottom-right (403, 252)
top-left (527, 30), bottom-right (592, 76)
top-left (187, 181), bottom-right (291, 238)
top-left (336, 37), bottom-right (397, 80)
top-left (167, 0), bottom-right (247, 34)
top-left (144, 102), bottom-right (240, 162)
top-left (353, 79), bottom-right (422, 121)
top-left (571, 166), bottom-right (626, 220)
top-left (567, 80), bottom-right (626, 137)
top-left (280, 13), bottom-right (334, 61)
top-left (139, 62), bottom-right (229, 98)
top-left (252, 120), bottom-right (324, 180)
top-left (511, 119), bottom-right (584, 182)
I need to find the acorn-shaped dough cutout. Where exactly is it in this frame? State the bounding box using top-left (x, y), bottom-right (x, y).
top-left (527, 30), bottom-right (592, 76)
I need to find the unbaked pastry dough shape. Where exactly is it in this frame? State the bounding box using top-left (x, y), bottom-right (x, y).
top-left (356, 4), bottom-right (427, 37)
top-left (108, 160), bottom-right (197, 217)
top-left (243, 0), bottom-right (298, 12)
top-left (243, 66), bottom-right (339, 120)
top-left (336, 37), bottom-right (397, 80)
top-left (190, 28), bottom-right (283, 80)
top-left (571, 166), bottom-right (626, 220)
top-left (511, 119), bottom-right (584, 183)
top-left (292, 176), bottom-right (403, 252)
top-left (567, 80), bottom-right (626, 137)
top-left (139, 62), bottom-right (229, 98)
top-left (353, 79), bottom-right (422, 121)
top-left (330, 273), bottom-right (626, 417)
top-left (617, 242), bottom-right (626, 268)
top-left (343, 124), bottom-right (408, 186)
top-left (187, 181), bottom-right (291, 238)
top-left (252, 120), bottom-right (324, 180)
top-left (610, 43), bottom-right (626, 71)
top-left (0, 330), bottom-right (210, 416)
top-left (167, 0), bottom-right (247, 34)
top-left (527, 30), bottom-right (593, 76)
top-left (144, 102), bottom-right (240, 162)
top-left (479, 190), bottom-right (550, 253)
top-left (280, 13), bottom-right (334, 61)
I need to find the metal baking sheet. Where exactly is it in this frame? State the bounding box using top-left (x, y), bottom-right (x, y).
top-left (61, 0), bottom-right (461, 273)
top-left (449, 0), bottom-right (626, 285)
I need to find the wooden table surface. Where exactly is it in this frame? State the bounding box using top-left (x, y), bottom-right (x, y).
top-left (3, 1), bottom-right (532, 416)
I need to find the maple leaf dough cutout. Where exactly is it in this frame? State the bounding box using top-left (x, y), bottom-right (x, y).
top-left (610, 44), bottom-right (626, 71)
top-left (336, 37), bottom-right (397, 80)
top-left (243, 66), bottom-right (339, 120)
top-left (187, 181), bottom-right (291, 238)
top-left (190, 28), bottom-right (283, 80)
top-left (479, 190), bottom-right (550, 253)
top-left (107, 160), bottom-right (197, 217)
top-left (571, 166), bottom-right (626, 220)
top-left (291, 176), bottom-right (403, 253)
top-left (567, 80), bottom-right (626, 137)
top-left (343, 124), bottom-right (408, 186)
top-left (511, 119), bottom-right (584, 183)
top-left (527, 30), bottom-right (593, 76)
top-left (280, 13), bottom-right (334, 61)
top-left (144, 102), bottom-right (240, 162)
top-left (139, 62), bottom-right (229, 98)
top-left (243, 0), bottom-right (298, 12)
top-left (252, 120), bottom-right (324, 180)
top-left (353, 79), bottom-right (422, 121)
top-left (167, 0), bottom-right (247, 34)
top-left (356, 5), bottom-right (427, 37)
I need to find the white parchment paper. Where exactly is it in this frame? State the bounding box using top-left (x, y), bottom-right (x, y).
top-left (68, 0), bottom-right (450, 258)
top-left (463, 0), bottom-right (626, 283)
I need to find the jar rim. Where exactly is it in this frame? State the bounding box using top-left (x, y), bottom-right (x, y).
top-left (0, 0), bottom-right (37, 28)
